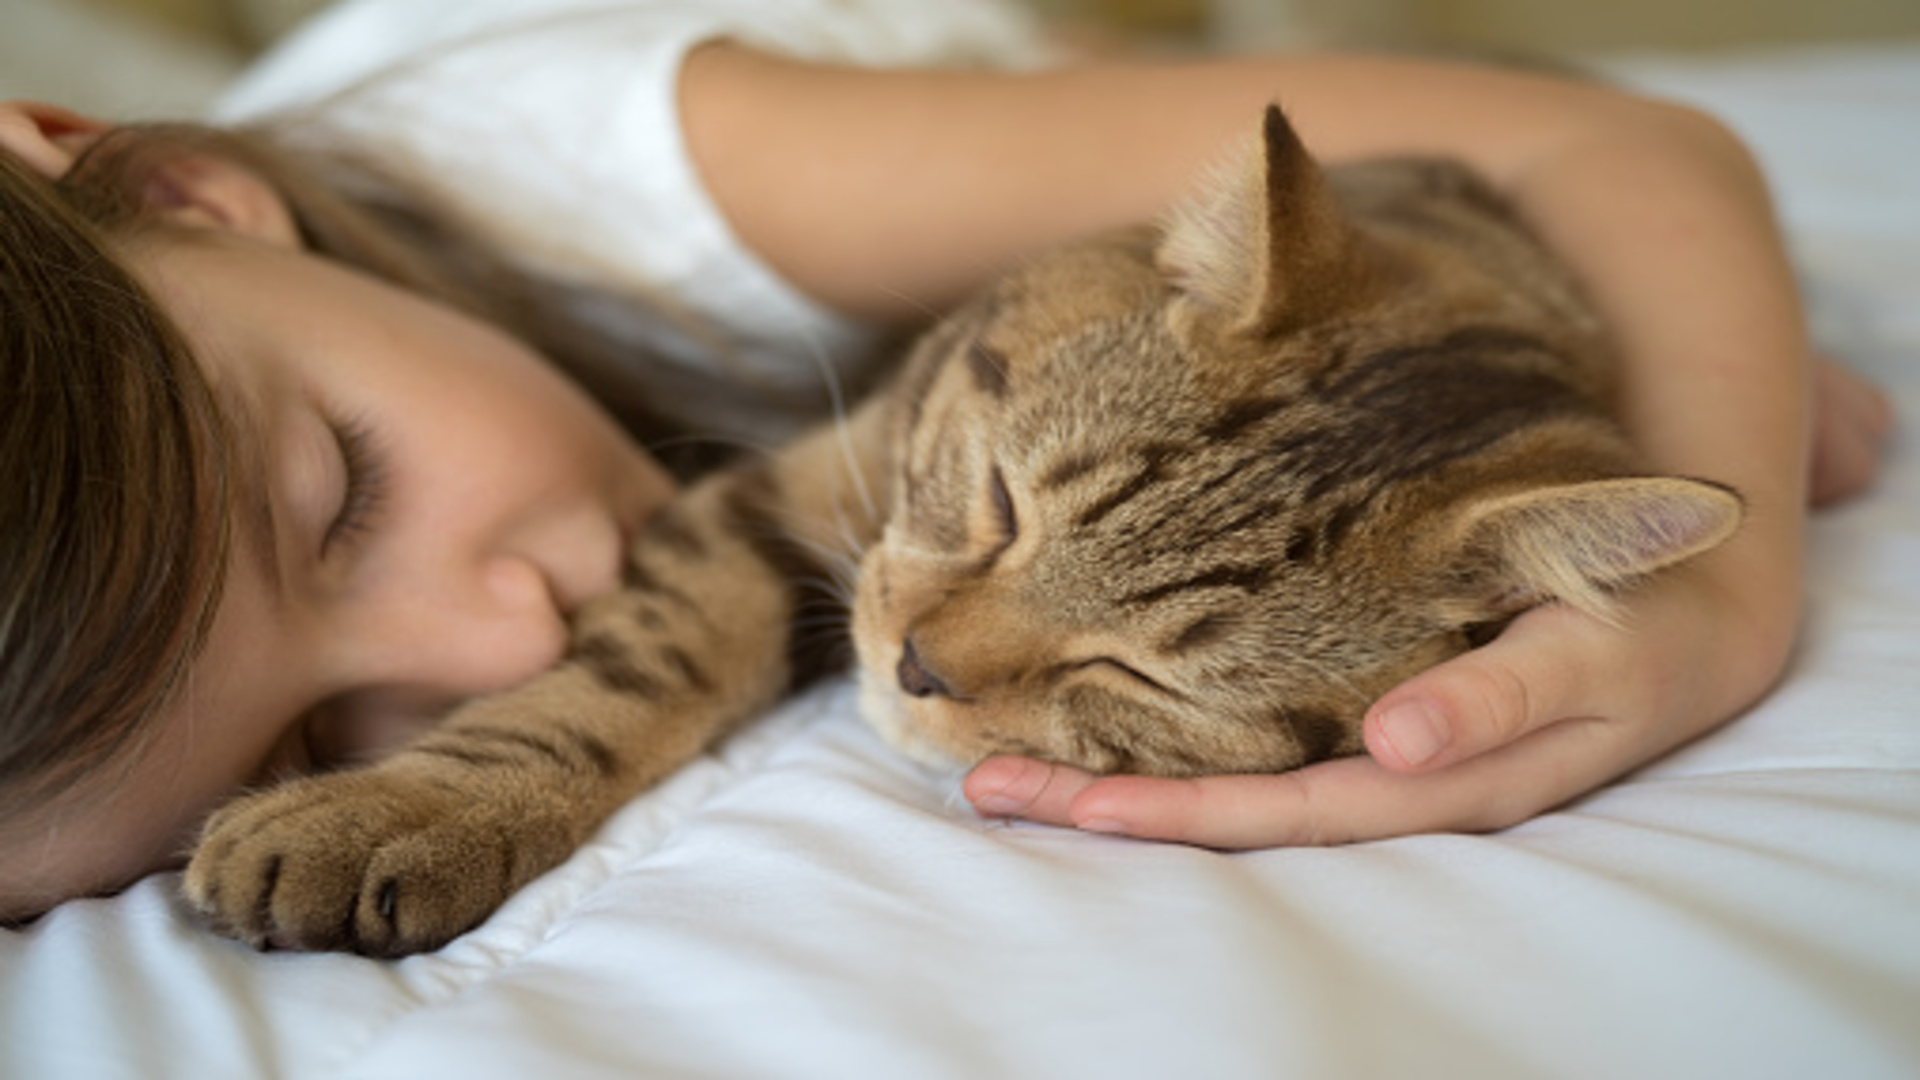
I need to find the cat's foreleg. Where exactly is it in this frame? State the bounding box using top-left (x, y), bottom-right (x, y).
top-left (179, 450), bottom-right (863, 956)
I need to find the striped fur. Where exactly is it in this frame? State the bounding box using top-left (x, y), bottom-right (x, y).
top-left (184, 105), bottom-right (1740, 956)
top-left (847, 106), bottom-right (1741, 777)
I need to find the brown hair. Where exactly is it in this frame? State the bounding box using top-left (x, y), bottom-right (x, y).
top-left (1, 121), bottom-right (717, 829)
top-left (0, 141), bottom-right (229, 820)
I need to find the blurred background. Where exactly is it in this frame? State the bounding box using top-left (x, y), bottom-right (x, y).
top-left (4, 0), bottom-right (1920, 117)
top-left (1034, 0), bottom-right (1920, 53)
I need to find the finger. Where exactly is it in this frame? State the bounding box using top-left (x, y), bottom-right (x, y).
top-left (1063, 766), bottom-right (1367, 848)
top-left (1808, 355), bottom-right (1894, 507)
top-left (963, 755), bottom-right (1100, 827)
top-left (1810, 422), bottom-right (1882, 508)
top-left (1062, 717), bottom-right (1626, 849)
top-left (1819, 354), bottom-right (1894, 439)
top-left (1363, 603), bottom-right (1612, 773)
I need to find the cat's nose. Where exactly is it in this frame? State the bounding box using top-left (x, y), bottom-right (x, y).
top-left (896, 638), bottom-right (952, 699)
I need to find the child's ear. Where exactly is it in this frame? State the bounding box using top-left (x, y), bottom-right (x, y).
top-left (1, 100), bottom-right (300, 248)
top-left (0, 101), bottom-right (110, 180)
top-left (138, 150), bottom-right (303, 249)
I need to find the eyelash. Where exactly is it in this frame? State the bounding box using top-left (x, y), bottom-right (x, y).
top-left (325, 416), bottom-right (390, 551)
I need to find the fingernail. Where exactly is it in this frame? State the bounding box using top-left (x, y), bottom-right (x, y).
top-left (968, 758), bottom-right (1033, 817)
top-left (973, 792), bottom-right (1026, 817)
top-left (1377, 701), bottom-right (1449, 767)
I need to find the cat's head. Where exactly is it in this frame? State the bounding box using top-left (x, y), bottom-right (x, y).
top-left (850, 105), bottom-right (1741, 777)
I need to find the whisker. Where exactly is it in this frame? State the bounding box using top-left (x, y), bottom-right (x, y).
top-left (790, 624), bottom-right (857, 664)
top-left (871, 286), bottom-right (949, 324)
top-left (787, 534), bottom-right (864, 585)
top-left (827, 504), bottom-right (874, 575)
top-left (647, 430), bottom-right (785, 465)
top-left (792, 575), bottom-right (858, 610)
top-left (790, 614), bottom-right (854, 637)
top-left (790, 336), bottom-right (882, 526)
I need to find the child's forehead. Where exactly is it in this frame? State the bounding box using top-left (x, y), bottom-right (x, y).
top-left (118, 242), bottom-right (306, 582)
top-left (205, 376), bottom-right (284, 605)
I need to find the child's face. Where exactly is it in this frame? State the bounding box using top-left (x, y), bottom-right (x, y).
top-left (0, 138), bottom-right (675, 917)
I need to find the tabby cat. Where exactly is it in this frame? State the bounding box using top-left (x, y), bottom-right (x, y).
top-left (184, 105), bottom-right (1740, 955)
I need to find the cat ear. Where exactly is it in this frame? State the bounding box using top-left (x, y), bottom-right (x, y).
top-left (1450, 477), bottom-right (1744, 626)
top-left (1158, 103), bottom-right (1372, 338)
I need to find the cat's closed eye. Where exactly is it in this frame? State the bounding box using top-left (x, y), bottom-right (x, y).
top-left (988, 465), bottom-right (1017, 543)
top-left (1068, 657), bottom-right (1177, 698)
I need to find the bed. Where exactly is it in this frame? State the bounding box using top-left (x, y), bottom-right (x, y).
top-left (4, 28), bottom-right (1918, 1080)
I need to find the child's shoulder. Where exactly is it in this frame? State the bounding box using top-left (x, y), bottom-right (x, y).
top-left (213, 0), bottom-right (1048, 125)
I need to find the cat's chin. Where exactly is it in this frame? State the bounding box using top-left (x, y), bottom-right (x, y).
top-left (853, 665), bottom-right (968, 772)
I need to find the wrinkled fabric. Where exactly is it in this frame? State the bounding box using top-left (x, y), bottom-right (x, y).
top-left (5, 40), bottom-right (1919, 1080)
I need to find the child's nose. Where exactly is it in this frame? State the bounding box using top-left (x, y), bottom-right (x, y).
top-left (340, 553), bottom-right (569, 706)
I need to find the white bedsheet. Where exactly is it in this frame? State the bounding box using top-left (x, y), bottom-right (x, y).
top-left (5, 43), bottom-right (1918, 1080)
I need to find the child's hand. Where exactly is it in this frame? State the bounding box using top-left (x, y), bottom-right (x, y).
top-left (963, 562), bottom-right (1786, 848)
top-left (963, 355), bottom-right (1892, 849)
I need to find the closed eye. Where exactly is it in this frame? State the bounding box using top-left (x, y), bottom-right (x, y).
top-left (989, 465), bottom-right (1017, 543)
top-left (325, 415), bottom-right (390, 553)
top-left (1071, 657), bottom-right (1180, 699)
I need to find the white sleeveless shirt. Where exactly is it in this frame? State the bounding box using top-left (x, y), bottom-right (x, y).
top-left (215, 0), bottom-right (1049, 440)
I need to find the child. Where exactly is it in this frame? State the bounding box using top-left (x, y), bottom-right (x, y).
top-left (0, 0), bottom-right (1891, 921)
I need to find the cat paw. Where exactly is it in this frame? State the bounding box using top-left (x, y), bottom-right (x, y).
top-left (182, 769), bottom-right (569, 957)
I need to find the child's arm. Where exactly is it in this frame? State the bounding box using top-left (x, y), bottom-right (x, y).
top-left (679, 45), bottom-right (1816, 845)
